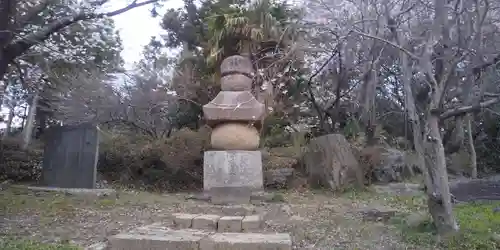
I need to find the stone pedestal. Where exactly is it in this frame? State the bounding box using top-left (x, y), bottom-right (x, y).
top-left (204, 151), bottom-right (263, 204)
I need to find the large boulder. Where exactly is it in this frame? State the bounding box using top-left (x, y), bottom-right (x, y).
top-left (360, 146), bottom-right (420, 183)
top-left (303, 134), bottom-right (363, 191)
top-left (375, 148), bottom-right (418, 183)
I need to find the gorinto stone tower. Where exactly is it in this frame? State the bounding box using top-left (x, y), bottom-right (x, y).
top-left (94, 55), bottom-right (293, 250)
top-left (202, 55), bottom-right (266, 204)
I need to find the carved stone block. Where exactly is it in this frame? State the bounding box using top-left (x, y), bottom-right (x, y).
top-left (203, 91), bottom-right (265, 125)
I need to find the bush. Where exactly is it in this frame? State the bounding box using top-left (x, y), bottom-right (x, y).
top-left (98, 127), bottom-right (210, 191)
top-left (0, 138), bottom-right (43, 183)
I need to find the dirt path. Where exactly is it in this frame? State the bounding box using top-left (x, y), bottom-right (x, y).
top-left (0, 186), bottom-right (425, 250)
top-left (450, 179), bottom-right (500, 202)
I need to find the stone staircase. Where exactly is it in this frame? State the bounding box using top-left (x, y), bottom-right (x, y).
top-left (105, 212), bottom-right (292, 250)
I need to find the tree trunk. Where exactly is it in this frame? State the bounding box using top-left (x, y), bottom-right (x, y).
top-left (35, 108), bottom-right (48, 138)
top-left (466, 114), bottom-right (477, 178)
top-left (21, 90), bottom-right (39, 150)
top-left (21, 105), bottom-right (27, 130)
top-left (0, 75), bottom-right (7, 111)
top-left (393, 23), bottom-right (459, 234)
top-left (426, 113), bottom-right (459, 233)
top-left (2, 105), bottom-right (15, 139)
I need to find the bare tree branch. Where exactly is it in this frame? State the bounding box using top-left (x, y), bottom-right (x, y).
top-left (352, 30), bottom-right (421, 61)
top-left (440, 96), bottom-right (500, 120)
top-left (3, 0), bottom-right (159, 66)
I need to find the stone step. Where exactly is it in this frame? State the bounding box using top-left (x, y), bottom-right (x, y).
top-left (108, 224), bottom-right (291, 250)
top-left (186, 191), bottom-right (278, 205)
top-left (189, 204), bottom-right (261, 216)
top-left (172, 213), bottom-right (264, 232)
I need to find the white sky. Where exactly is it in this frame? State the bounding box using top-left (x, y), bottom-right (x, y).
top-left (110, 0), bottom-right (184, 69)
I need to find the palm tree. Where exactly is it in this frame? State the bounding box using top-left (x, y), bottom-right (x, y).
top-left (205, 0), bottom-right (298, 68)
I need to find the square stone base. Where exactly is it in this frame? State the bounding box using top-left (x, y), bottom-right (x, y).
top-left (204, 151), bottom-right (263, 204)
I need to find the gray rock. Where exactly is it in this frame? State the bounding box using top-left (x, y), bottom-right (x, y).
top-left (373, 183), bottom-right (423, 196)
top-left (303, 134), bottom-right (361, 191)
top-left (491, 233), bottom-right (500, 244)
top-left (405, 212), bottom-right (428, 227)
top-left (264, 168), bottom-right (294, 189)
top-left (358, 207), bottom-right (397, 222)
top-left (372, 148), bottom-right (419, 183)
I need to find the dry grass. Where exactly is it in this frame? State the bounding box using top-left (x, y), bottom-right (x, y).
top-left (0, 185), bottom-right (434, 250)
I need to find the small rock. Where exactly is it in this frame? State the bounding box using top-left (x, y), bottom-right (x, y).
top-left (405, 212), bottom-right (428, 227)
top-left (185, 193), bottom-right (211, 202)
top-left (491, 233), bottom-right (500, 244)
top-left (493, 207), bottom-right (500, 213)
top-left (359, 208), bottom-right (397, 222)
top-left (281, 204), bottom-right (293, 216)
top-left (0, 180), bottom-right (13, 191)
top-left (264, 168), bottom-right (294, 189)
top-left (290, 215), bottom-right (310, 222)
top-left (84, 242), bottom-right (108, 250)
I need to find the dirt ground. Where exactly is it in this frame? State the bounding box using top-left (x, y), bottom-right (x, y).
top-left (0, 185), bottom-right (429, 250)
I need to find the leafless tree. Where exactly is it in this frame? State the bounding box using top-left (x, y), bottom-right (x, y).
top-left (305, 0), bottom-right (500, 234)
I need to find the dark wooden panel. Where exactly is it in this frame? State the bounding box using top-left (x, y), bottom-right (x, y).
top-left (42, 123), bottom-right (99, 189)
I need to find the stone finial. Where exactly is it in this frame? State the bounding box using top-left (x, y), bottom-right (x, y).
top-left (203, 55), bottom-right (265, 150)
top-left (220, 55), bottom-right (253, 76)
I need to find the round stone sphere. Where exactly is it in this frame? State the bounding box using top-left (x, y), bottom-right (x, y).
top-left (211, 123), bottom-right (260, 150)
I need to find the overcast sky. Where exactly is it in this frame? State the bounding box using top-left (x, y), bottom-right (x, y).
top-left (110, 0), bottom-right (184, 69)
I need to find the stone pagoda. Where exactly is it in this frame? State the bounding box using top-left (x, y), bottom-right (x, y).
top-left (94, 55), bottom-right (293, 250)
top-left (202, 55), bottom-right (266, 204)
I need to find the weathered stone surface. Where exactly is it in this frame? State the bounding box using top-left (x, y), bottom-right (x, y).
top-left (242, 215), bottom-right (263, 232)
top-left (84, 242), bottom-right (107, 250)
top-left (264, 168), bottom-right (294, 189)
top-left (303, 134), bottom-right (363, 191)
top-left (210, 190), bottom-right (251, 205)
top-left (203, 91), bottom-right (265, 126)
top-left (250, 191), bottom-right (280, 204)
top-left (211, 123), bottom-right (260, 150)
top-left (192, 214), bottom-right (220, 230)
top-left (108, 227), bottom-right (208, 250)
top-left (172, 213), bottom-right (198, 229)
top-left (204, 151), bottom-right (263, 192)
top-left (220, 55), bottom-right (253, 76)
top-left (200, 233), bottom-right (292, 250)
top-left (221, 74), bottom-right (253, 91)
top-left (221, 204), bottom-right (257, 216)
top-left (217, 216), bottom-right (243, 232)
top-left (364, 147), bottom-right (419, 183)
top-left (357, 207), bottom-right (397, 222)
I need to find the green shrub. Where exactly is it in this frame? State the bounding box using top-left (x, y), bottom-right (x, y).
top-left (98, 127), bottom-right (210, 191)
top-left (0, 138), bottom-right (43, 182)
